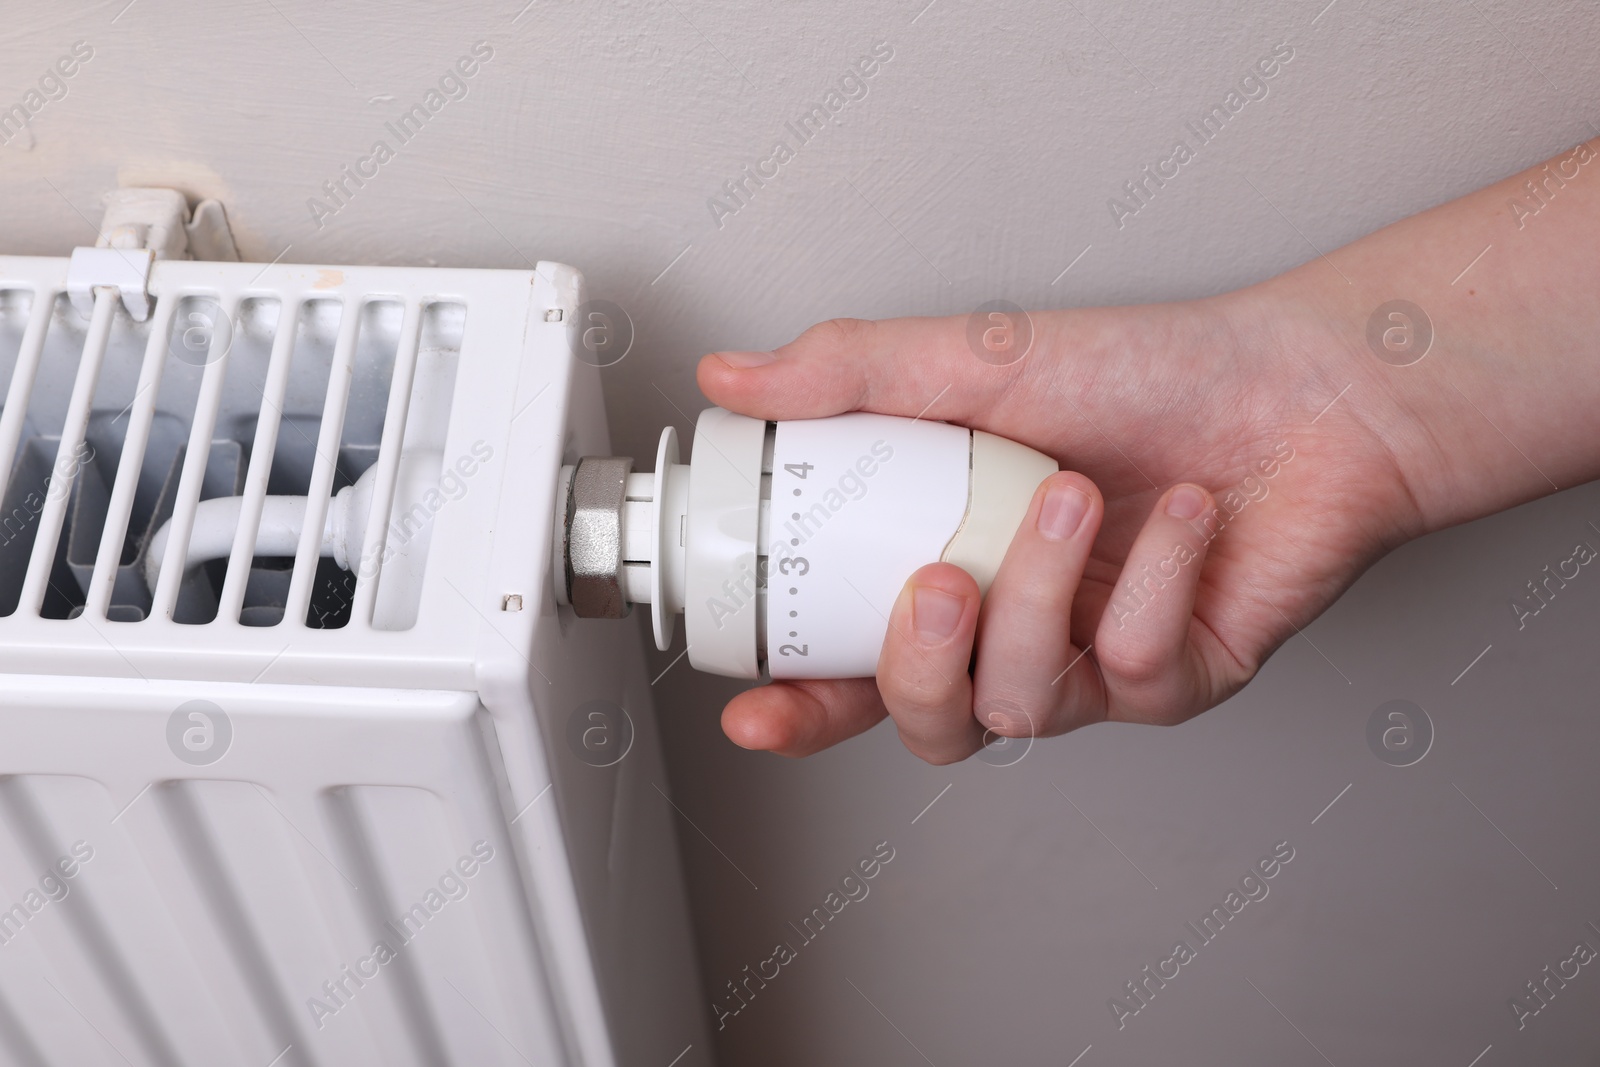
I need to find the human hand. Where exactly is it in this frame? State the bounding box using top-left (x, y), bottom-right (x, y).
top-left (696, 280), bottom-right (1426, 763)
top-left (690, 144), bottom-right (1600, 765)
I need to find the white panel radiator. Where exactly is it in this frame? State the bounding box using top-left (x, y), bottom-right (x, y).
top-left (0, 251), bottom-right (708, 1066)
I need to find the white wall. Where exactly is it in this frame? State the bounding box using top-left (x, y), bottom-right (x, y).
top-left (5, 1), bottom-right (1600, 1063)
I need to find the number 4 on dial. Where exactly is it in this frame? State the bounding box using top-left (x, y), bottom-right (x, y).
top-left (783, 462), bottom-right (814, 479)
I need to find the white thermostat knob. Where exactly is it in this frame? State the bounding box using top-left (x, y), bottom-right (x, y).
top-left (555, 407), bottom-right (1057, 679)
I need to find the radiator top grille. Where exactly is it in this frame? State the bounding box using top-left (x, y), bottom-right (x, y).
top-left (0, 256), bottom-right (573, 690)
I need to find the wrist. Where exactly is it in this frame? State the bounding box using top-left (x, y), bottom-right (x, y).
top-left (1207, 273), bottom-right (1436, 549)
top-left (1258, 148), bottom-right (1600, 538)
top-left (1228, 245), bottom-right (1600, 543)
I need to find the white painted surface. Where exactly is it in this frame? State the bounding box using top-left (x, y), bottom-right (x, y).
top-left (0, 253), bottom-right (709, 1066)
top-left (4, 1), bottom-right (1600, 1063)
top-left (767, 411), bottom-right (970, 679)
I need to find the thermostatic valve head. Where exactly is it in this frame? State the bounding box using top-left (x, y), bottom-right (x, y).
top-left (554, 407), bottom-right (1058, 680)
top-left (561, 456), bottom-right (634, 618)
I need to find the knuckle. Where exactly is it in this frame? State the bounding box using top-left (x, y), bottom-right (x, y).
top-left (1095, 641), bottom-right (1168, 689)
top-left (899, 732), bottom-right (969, 766)
top-left (885, 674), bottom-right (959, 718)
top-left (982, 715), bottom-right (1035, 739)
top-left (796, 317), bottom-right (874, 353)
top-left (972, 693), bottom-right (1040, 738)
top-left (997, 579), bottom-right (1070, 625)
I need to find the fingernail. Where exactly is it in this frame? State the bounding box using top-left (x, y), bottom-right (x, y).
top-left (715, 350), bottom-right (777, 369)
top-left (912, 587), bottom-right (965, 641)
top-left (1037, 484), bottom-right (1089, 541)
top-left (1166, 484), bottom-right (1207, 521)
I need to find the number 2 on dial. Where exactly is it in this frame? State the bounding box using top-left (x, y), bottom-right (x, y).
top-left (778, 644), bottom-right (809, 657)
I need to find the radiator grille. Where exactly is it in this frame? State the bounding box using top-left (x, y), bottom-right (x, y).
top-left (0, 279), bottom-right (463, 631)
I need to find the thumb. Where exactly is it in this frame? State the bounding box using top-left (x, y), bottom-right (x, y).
top-left (697, 314), bottom-right (1036, 425)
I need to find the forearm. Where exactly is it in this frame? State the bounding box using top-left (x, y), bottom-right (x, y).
top-left (1237, 139), bottom-right (1600, 534)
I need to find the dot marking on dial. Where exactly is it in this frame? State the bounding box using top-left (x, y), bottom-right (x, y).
top-left (789, 630), bottom-right (797, 637)
top-left (789, 587), bottom-right (797, 595)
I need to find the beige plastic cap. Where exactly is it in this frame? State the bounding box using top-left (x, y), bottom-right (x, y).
top-left (940, 430), bottom-right (1059, 593)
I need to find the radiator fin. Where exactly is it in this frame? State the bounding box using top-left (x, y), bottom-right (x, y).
top-left (0, 279), bottom-right (460, 634)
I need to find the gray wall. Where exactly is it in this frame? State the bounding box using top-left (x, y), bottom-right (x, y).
top-left (5, 0), bottom-right (1600, 1062)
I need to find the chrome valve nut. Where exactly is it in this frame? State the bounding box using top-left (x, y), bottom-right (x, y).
top-left (562, 456), bottom-right (633, 618)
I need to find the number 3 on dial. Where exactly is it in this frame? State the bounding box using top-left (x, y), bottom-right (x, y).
top-left (777, 556), bottom-right (809, 576)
